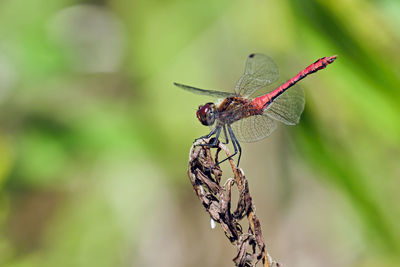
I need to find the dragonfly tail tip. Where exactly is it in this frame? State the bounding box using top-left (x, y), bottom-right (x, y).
top-left (327, 55), bottom-right (338, 63)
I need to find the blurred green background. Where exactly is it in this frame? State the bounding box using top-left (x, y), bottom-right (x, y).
top-left (0, 0), bottom-right (400, 266)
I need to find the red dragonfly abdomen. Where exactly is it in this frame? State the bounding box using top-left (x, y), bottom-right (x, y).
top-left (252, 55), bottom-right (337, 110)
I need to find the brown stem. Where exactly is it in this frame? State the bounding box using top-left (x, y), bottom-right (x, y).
top-left (188, 138), bottom-right (279, 267)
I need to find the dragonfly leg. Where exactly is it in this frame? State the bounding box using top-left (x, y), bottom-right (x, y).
top-left (231, 128), bottom-right (242, 166)
top-left (214, 125), bottom-right (241, 166)
top-left (196, 127), bottom-right (217, 141)
top-left (197, 127), bottom-right (221, 148)
top-left (221, 125), bottom-right (229, 144)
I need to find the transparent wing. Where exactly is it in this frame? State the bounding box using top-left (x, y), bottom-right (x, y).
top-left (265, 85), bottom-right (305, 125)
top-left (235, 54), bottom-right (279, 97)
top-left (230, 114), bottom-right (277, 143)
top-left (174, 82), bottom-right (235, 98)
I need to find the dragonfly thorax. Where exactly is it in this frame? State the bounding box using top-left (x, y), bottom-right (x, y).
top-left (196, 102), bottom-right (216, 126)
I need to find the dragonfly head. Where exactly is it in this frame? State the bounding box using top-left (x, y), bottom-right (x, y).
top-left (196, 103), bottom-right (216, 126)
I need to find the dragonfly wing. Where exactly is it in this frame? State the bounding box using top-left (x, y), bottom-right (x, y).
top-left (230, 114), bottom-right (277, 143)
top-left (265, 85), bottom-right (305, 125)
top-left (174, 82), bottom-right (235, 98)
top-left (235, 54), bottom-right (279, 97)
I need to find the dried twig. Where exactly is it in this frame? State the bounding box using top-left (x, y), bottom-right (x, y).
top-left (188, 138), bottom-right (280, 267)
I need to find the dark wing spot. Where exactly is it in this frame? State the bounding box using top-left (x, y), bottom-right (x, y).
top-left (249, 53), bottom-right (255, 58)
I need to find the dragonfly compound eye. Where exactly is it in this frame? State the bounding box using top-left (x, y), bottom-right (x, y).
top-left (196, 103), bottom-right (215, 126)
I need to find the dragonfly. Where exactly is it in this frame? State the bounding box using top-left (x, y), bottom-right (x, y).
top-left (175, 53), bottom-right (337, 166)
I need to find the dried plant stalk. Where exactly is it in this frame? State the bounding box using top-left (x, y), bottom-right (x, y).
top-left (188, 138), bottom-right (280, 267)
